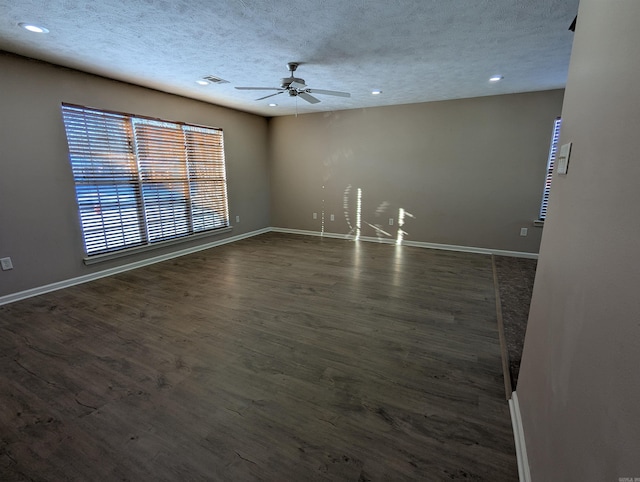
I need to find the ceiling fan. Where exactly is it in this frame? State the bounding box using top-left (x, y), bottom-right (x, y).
top-left (235, 62), bottom-right (351, 104)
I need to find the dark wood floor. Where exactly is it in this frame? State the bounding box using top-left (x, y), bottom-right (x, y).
top-left (0, 233), bottom-right (517, 481)
top-left (493, 256), bottom-right (537, 390)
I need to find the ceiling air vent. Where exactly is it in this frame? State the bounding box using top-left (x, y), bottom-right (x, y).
top-left (202, 75), bottom-right (229, 84)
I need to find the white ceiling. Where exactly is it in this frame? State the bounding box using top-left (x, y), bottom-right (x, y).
top-left (0, 0), bottom-right (579, 117)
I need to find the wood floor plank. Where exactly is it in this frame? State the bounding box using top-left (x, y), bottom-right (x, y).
top-left (0, 232), bottom-right (517, 481)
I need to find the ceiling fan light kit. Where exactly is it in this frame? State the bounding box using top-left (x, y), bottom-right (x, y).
top-left (235, 62), bottom-right (350, 104)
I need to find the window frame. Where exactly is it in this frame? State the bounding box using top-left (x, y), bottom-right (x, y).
top-left (61, 103), bottom-right (231, 263)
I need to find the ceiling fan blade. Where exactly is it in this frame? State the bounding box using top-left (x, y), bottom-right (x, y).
top-left (255, 91), bottom-right (284, 101)
top-left (308, 88), bottom-right (351, 98)
top-left (235, 87), bottom-right (281, 91)
top-left (298, 92), bottom-right (321, 104)
top-left (289, 80), bottom-right (307, 90)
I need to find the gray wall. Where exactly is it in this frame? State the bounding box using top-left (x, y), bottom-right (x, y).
top-left (0, 51), bottom-right (563, 300)
top-left (269, 90), bottom-right (564, 253)
top-left (518, 0), bottom-right (640, 479)
top-left (0, 53), bottom-right (271, 298)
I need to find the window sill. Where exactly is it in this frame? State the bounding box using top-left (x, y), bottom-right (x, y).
top-left (83, 226), bottom-right (233, 265)
top-left (533, 219), bottom-right (545, 227)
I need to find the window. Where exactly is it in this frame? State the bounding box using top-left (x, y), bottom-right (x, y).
top-left (539, 117), bottom-right (562, 221)
top-left (61, 104), bottom-right (229, 258)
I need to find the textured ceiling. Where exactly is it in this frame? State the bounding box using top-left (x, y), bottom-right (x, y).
top-left (0, 0), bottom-right (579, 117)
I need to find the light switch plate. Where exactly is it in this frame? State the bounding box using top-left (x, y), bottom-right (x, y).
top-left (557, 142), bottom-right (572, 175)
top-left (1, 257), bottom-right (13, 271)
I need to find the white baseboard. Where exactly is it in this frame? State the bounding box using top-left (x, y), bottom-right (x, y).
top-left (509, 391), bottom-right (532, 482)
top-left (0, 228), bottom-right (270, 306)
top-left (270, 227), bottom-right (539, 259)
top-left (1, 226), bottom-right (537, 306)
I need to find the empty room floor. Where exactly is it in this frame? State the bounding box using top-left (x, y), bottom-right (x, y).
top-left (0, 232), bottom-right (518, 481)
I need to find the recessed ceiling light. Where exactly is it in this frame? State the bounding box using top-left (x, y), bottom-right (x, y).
top-left (268, 103), bottom-right (278, 107)
top-left (371, 90), bottom-right (382, 95)
top-left (196, 80), bottom-right (210, 85)
top-left (489, 75), bottom-right (504, 82)
top-left (18, 22), bottom-right (49, 33)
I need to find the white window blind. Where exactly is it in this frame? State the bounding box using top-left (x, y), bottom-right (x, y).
top-left (539, 117), bottom-right (562, 221)
top-left (61, 104), bottom-right (229, 257)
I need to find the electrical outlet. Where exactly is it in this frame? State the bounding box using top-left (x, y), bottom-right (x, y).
top-left (1, 257), bottom-right (13, 271)
top-left (235, 215), bottom-right (240, 223)
top-left (330, 214), bottom-right (335, 221)
top-left (520, 227), bottom-right (528, 237)
top-left (313, 212), bottom-right (317, 219)
top-left (389, 218), bottom-right (394, 226)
